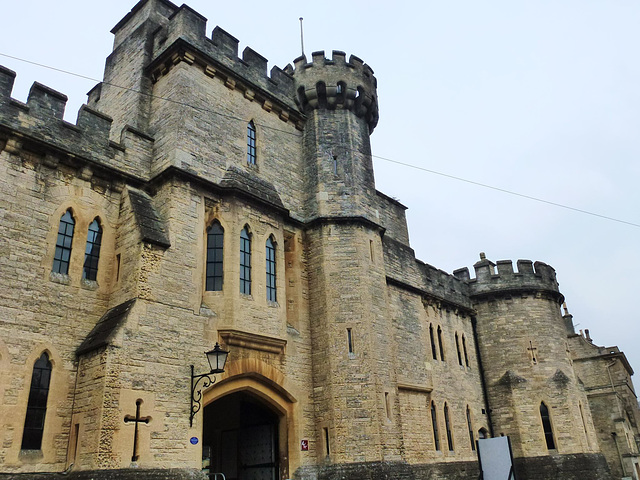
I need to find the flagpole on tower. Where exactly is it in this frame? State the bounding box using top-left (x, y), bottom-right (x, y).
top-left (299, 17), bottom-right (305, 57)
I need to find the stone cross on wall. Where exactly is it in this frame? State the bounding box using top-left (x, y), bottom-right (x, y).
top-left (124, 400), bottom-right (151, 462)
top-left (527, 341), bottom-right (538, 365)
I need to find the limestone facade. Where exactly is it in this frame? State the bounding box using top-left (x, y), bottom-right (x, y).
top-left (0, 1), bottom-right (638, 479)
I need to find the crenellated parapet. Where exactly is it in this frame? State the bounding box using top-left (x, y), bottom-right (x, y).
top-left (287, 50), bottom-right (379, 132)
top-left (122, 3), bottom-right (301, 124)
top-left (454, 253), bottom-right (563, 303)
top-left (382, 236), bottom-right (473, 312)
top-left (0, 65), bottom-right (153, 185)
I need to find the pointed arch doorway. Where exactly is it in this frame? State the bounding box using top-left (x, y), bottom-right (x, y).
top-left (202, 390), bottom-right (286, 480)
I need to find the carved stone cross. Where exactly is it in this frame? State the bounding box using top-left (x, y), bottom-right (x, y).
top-left (527, 341), bottom-right (538, 365)
top-left (124, 400), bottom-right (151, 462)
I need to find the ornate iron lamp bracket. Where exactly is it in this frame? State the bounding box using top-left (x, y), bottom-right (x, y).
top-left (190, 365), bottom-right (217, 427)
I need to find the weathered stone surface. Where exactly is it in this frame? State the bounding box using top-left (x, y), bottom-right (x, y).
top-left (0, 1), bottom-right (638, 479)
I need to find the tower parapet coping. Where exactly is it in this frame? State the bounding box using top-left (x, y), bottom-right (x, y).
top-left (288, 50), bottom-right (379, 132)
top-left (454, 254), bottom-right (563, 302)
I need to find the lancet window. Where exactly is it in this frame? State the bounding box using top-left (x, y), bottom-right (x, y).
top-left (21, 353), bottom-right (52, 450)
top-left (431, 401), bottom-right (440, 451)
top-left (83, 218), bottom-right (102, 281)
top-left (53, 210), bottom-right (75, 275)
top-left (540, 402), bottom-right (556, 449)
top-left (266, 236), bottom-right (276, 301)
top-left (444, 403), bottom-right (454, 451)
top-left (240, 227), bottom-right (252, 294)
top-left (206, 222), bottom-right (224, 291)
top-left (247, 121), bottom-right (256, 165)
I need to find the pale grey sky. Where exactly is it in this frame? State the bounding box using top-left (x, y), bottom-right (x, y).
top-left (2, 1), bottom-right (639, 372)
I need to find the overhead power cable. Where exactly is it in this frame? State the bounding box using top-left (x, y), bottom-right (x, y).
top-left (1, 51), bottom-right (639, 229)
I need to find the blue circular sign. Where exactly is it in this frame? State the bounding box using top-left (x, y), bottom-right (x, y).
top-left (190, 437), bottom-right (199, 445)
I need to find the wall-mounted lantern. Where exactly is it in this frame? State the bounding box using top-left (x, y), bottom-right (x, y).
top-left (190, 343), bottom-right (229, 426)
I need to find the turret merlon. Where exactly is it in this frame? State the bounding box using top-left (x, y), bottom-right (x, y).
top-left (0, 65), bottom-right (16, 100)
top-left (28, 82), bottom-right (68, 120)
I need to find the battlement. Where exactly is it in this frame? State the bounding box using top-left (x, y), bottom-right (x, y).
top-left (111, 1), bottom-right (300, 114)
top-left (0, 66), bottom-right (153, 182)
top-left (288, 50), bottom-right (379, 132)
top-left (454, 253), bottom-right (562, 302)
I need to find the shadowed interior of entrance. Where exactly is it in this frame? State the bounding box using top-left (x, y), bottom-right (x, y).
top-left (203, 391), bottom-right (281, 480)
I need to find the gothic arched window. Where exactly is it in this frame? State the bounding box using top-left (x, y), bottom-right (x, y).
top-left (444, 403), bottom-right (454, 451)
top-left (266, 236), bottom-right (276, 302)
top-left (247, 121), bottom-right (256, 165)
top-left (21, 353), bottom-right (52, 450)
top-left (466, 406), bottom-right (476, 451)
top-left (83, 218), bottom-right (103, 281)
top-left (240, 227), bottom-right (252, 294)
top-left (540, 402), bottom-right (556, 449)
top-left (206, 222), bottom-right (224, 291)
top-left (53, 209), bottom-right (75, 275)
top-left (455, 333), bottom-right (463, 365)
top-left (462, 334), bottom-right (470, 367)
top-left (429, 324), bottom-right (437, 360)
top-left (437, 326), bottom-right (445, 361)
top-left (431, 401), bottom-right (440, 451)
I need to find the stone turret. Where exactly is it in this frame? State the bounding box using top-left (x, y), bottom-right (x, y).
top-left (289, 51), bottom-right (379, 222)
top-left (289, 52), bottom-right (402, 468)
top-left (460, 254), bottom-right (600, 463)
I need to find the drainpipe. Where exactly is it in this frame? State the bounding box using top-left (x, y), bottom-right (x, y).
top-left (612, 432), bottom-right (628, 478)
top-left (472, 316), bottom-right (494, 438)
top-left (606, 360), bottom-right (623, 417)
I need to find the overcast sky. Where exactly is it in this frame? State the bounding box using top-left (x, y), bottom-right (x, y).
top-left (2, 1), bottom-right (639, 374)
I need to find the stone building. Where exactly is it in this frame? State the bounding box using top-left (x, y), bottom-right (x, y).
top-left (0, 0), bottom-right (638, 479)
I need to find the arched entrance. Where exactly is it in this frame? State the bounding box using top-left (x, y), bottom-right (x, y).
top-left (202, 391), bottom-right (282, 480)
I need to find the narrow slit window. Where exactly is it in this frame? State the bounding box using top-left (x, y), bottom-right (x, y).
top-left (385, 392), bottom-right (392, 420)
top-left (333, 155), bottom-right (338, 175)
top-left (206, 222), bottom-right (224, 291)
top-left (430, 324), bottom-right (437, 360)
top-left (462, 334), bottom-right (469, 367)
top-left (467, 406), bottom-right (476, 451)
top-left (247, 121), bottom-right (256, 165)
top-left (540, 402), bottom-right (556, 450)
top-left (347, 328), bottom-right (354, 354)
top-left (266, 236), bottom-right (276, 301)
top-left (21, 353), bottom-right (52, 450)
top-left (455, 333), bottom-right (463, 366)
top-left (437, 326), bottom-right (445, 361)
top-left (240, 227), bottom-right (252, 294)
top-left (444, 403), bottom-right (454, 451)
top-left (83, 218), bottom-right (102, 281)
top-left (53, 209), bottom-right (75, 275)
top-left (324, 427), bottom-right (330, 456)
top-left (431, 401), bottom-right (440, 451)
top-left (115, 254), bottom-right (121, 282)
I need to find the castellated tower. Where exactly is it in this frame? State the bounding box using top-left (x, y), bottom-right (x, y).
top-left (3, 0), bottom-right (638, 478)
top-left (456, 255), bottom-right (603, 471)
top-left (289, 53), bottom-right (402, 468)
top-left (290, 50), bottom-right (379, 221)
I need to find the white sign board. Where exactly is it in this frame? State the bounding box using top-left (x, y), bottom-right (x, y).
top-left (477, 436), bottom-right (515, 480)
